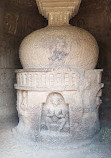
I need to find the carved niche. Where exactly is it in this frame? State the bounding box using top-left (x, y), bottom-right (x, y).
top-left (40, 92), bottom-right (70, 133)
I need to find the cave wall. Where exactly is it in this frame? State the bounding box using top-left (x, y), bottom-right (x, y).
top-left (0, 0), bottom-right (111, 120)
top-left (0, 0), bottom-right (47, 120)
top-left (70, 0), bottom-right (111, 121)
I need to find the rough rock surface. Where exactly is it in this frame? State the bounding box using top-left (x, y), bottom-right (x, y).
top-left (0, 118), bottom-right (111, 158)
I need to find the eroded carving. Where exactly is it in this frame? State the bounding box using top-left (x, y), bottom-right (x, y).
top-left (49, 38), bottom-right (69, 62)
top-left (17, 91), bottom-right (28, 117)
top-left (4, 13), bottom-right (19, 35)
top-left (41, 92), bottom-right (70, 133)
top-left (15, 69), bottom-right (81, 90)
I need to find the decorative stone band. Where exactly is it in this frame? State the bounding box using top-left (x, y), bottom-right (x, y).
top-left (15, 68), bottom-right (103, 91)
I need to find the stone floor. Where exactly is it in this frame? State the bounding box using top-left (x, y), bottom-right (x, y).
top-left (0, 107), bottom-right (111, 158)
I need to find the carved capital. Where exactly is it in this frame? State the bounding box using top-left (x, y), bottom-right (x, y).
top-left (35, 0), bottom-right (82, 26)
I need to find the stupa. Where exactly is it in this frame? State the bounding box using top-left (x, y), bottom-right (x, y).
top-left (14, 0), bottom-right (104, 145)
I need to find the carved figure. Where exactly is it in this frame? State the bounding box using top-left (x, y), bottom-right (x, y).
top-left (19, 91), bottom-right (28, 112)
top-left (17, 91), bottom-right (32, 127)
top-left (43, 93), bottom-right (69, 132)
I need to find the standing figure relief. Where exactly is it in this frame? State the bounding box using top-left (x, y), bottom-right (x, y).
top-left (18, 91), bottom-right (28, 115)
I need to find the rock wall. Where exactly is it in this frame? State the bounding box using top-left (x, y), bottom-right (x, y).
top-left (0, 0), bottom-right (47, 120)
top-left (0, 0), bottom-right (111, 120)
top-left (70, 0), bottom-right (111, 113)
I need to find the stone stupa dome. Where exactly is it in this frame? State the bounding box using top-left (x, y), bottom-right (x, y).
top-left (19, 25), bottom-right (99, 70)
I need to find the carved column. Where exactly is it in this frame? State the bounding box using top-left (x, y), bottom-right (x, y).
top-left (14, 0), bottom-right (104, 143)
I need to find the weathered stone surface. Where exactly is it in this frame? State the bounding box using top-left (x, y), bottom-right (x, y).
top-left (0, 69), bottom-right (16, 119)
top-left (12, 0), bottom-right (105, 143)
top-left (15, 67), bottom-right (103, 140)
top-left (19, 26), bottom-right (99, 70)
top-left (0, 0), bottom-right (111, 136)
top-left (0, 1), bottom-right (111, 158)
top-left (19, 0), bottom-right (99, 70)
top-left (0, 0), bottom-right (47, 120)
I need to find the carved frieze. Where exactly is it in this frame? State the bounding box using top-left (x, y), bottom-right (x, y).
top-left (15, 68), bottom-right (81, 91)
top-left (15, 68), bottom-right (103, 92)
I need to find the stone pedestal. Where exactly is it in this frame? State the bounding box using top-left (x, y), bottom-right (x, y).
top-left (15, 67), bottom-right (103, 142)
top-left (14, 0), bottom-right (104, 144)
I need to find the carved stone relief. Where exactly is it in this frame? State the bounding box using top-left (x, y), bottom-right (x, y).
top-left (15, 68), bottom-right (81, 91)
top-left (15, 68), bottom-right (104, 139)
top-left (12, 0), bottom-right (106, 144)
top-left (41, 92), bottom-right (70, 133)
top-left (4, 12), bottom-right (19, 35)
top-left (17, 91), bottom-right (30, 126)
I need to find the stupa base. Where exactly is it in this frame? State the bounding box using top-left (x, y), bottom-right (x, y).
top-left (0, 125), bottom-right (111, 158)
